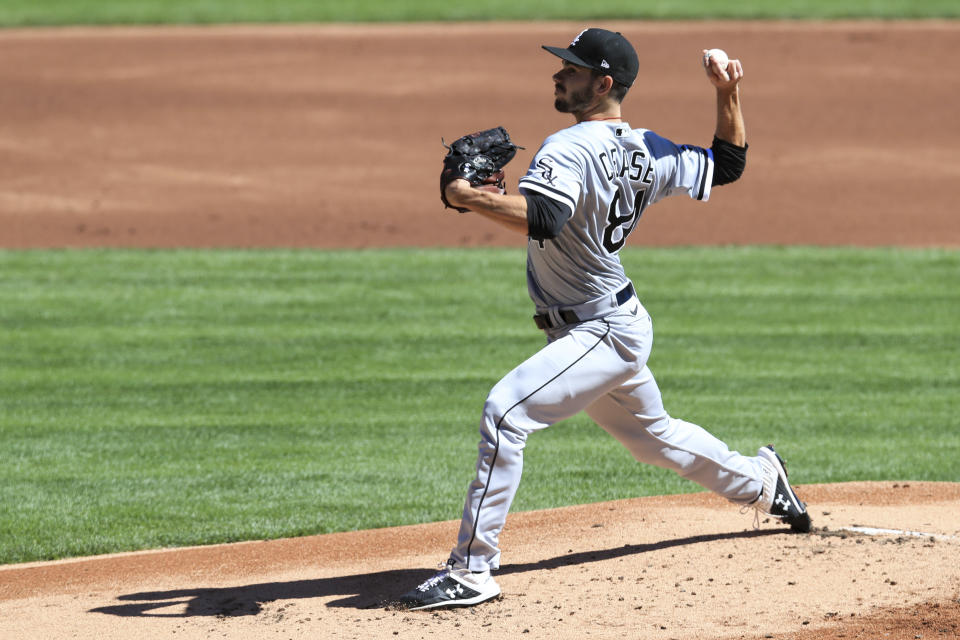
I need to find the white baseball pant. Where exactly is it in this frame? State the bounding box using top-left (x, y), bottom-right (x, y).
top-left (449, 296), bottom-right (765, 571)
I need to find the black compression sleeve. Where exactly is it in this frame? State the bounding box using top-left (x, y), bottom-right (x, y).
top-left (524, 193), bottom-right (569, 241)
top-left (711, 136), bottom-right (748, 186)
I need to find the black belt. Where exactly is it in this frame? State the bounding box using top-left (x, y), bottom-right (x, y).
top-left (533, 283), bottom-right (635, 330)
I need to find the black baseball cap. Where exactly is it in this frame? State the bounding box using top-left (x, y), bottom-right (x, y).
top-left (543, 28), bottom-right (639, 87)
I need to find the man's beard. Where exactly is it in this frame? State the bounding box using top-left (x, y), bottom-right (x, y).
top-left (554, 85), bottom-right (595, 113)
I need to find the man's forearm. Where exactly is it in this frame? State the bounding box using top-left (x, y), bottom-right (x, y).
top-left (715, 86), bottom-right (746, 147)
top-left (445, 183), bottom-right (529, 235)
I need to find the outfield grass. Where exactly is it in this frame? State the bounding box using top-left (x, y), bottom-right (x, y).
top-left (0, 0), bottom-right (957, 27)
top-left (1, 247), bottom-right (957, 564)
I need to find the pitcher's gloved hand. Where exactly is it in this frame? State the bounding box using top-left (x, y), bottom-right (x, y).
top-left (440, 127), bottom-right (522, 212)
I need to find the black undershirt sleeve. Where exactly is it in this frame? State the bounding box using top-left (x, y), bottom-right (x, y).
top-left (711, 136), bottom-right (748, 186)
top-left (524, 193), bottom-right (569, 241)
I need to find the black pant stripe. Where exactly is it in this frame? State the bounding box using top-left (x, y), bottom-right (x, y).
top-left (464, 322), bottom-right (611, 567)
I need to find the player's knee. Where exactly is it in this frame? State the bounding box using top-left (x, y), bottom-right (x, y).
top-left (643, 414), bottom-right (674, 439)
top-left (480, 395), bottom-right (529, 446)
top-left (481, 384), bottom-right (513, 424)
top-left (480, 397), bottom-right (507, 437)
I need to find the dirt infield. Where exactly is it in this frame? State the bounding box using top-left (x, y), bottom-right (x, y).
top-left (1, 21), bottom-right (959, 248)
top-left (1, 483), bottom-right (958, 640)
top-left (1, 21), bottom-right (959, 640)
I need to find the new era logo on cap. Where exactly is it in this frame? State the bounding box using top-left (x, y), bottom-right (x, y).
top-left (543, 28), bottom-right (640, 87)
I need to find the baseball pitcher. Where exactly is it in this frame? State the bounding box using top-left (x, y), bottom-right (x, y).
top-left (399, 27), bottom-right (810, 611)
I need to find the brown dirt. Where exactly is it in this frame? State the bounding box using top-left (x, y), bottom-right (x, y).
top-left (2, 21), bottom-right (959, 248)
top-left (0, 483), bottom-right (958, 639)
top-left (1, 20), bottom-right (958, 640)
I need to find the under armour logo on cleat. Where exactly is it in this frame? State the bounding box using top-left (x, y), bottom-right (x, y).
top-left (444, 584), bottom-right (464, 598)
top-left (775, 493), bottom-right (790, 510)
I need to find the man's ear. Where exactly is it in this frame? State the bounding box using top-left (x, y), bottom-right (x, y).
top-left (596, 74), bottom-right (614, 97)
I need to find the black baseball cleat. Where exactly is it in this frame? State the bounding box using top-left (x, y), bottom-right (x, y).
top-left (755, 445), bottom-right (812, 533)
top-left (397, 563), bottom-right (501, 610)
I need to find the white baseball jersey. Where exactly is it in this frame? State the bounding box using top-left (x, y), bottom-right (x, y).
top-left (518, 121), bottom-right (714, 308)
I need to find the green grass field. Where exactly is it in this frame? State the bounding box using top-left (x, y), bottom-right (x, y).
top-left (1, 0), bottom-right (956, 566)
top-left (0, 0), bottom-right (957, 26)
top-left (1, 248), bottom-right (957, 564)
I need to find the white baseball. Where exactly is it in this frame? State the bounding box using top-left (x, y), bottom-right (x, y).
top-left (703, 48), bottom-right (730, 81)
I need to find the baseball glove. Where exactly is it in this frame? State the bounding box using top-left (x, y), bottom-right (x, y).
top-left (440, 126), bottom-right (522, 212)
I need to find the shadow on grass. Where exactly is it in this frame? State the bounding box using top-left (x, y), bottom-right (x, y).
top-left (89, 528), bottom-right (784, 617)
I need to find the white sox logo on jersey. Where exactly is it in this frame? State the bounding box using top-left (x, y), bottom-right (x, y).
top-left (536, 157), bottom-right (558, 185)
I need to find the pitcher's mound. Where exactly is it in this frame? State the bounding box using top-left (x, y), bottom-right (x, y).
top-left (1, 482), bottom-right (958, 640)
